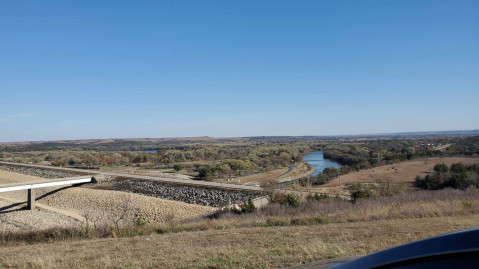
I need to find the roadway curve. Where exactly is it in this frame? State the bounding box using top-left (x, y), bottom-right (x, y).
top-left (0, 161), bottom-right (263, 192)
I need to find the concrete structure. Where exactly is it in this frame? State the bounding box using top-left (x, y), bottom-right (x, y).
top-left (0, 176), bottom-right (96, 210)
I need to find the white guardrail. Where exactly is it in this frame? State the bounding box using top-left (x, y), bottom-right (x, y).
top-left (0, 177), bottom-right (95, 193)
top-left (0, 177), bottom-right (95, 210)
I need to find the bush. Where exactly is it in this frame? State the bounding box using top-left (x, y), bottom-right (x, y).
top-left (415, 162), bottom-right (479, 190)
top-left (196, 165), bottom-right (213, 180)
top-left (347, 183), bottom-right (376, 203)
top-left (284, 193), bottom-right (300, 207)
top-left (450, 163), bottom-right (466, 174)
top-left (271, 193), bottom-right (300, 207)
top-left (230, 198), bottom-right (256, 214)
top-left (434, 163), bottom-right (449, 173)
top-left (462, 200), bottom-right (472, 209)
top-left (136, 217), bottom-right (147, 227)
top-left (173, 164), bottom-right (183, 171)
top-left (243, 198), bottom-right (256, 213)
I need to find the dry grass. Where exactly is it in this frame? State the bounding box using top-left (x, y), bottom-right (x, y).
top-left (0, 215), bottom-right (477, 269)
top-left (1, 188), bottom-right (478, 268)
top-left (177, 188), bottom-right (479, 231)
top-left (322, 157), bottom-right (479, 187)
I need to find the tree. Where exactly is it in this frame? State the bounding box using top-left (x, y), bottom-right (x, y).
top-left (433, 163), bottom-right (449, 173)
top-left (197, 165), bottom-right (213, 180)
top-left (450, 163), bottom-right (466, 174)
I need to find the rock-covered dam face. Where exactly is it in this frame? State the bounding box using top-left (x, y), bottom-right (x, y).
top-left (0, 164), bottom-right (261, 207)
top-left (0, 164), bottom-right (80, 179)
top-left (100, 178), bottom-right (260, 207)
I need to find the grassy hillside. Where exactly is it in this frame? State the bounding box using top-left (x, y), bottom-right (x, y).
top-left (1, 188), bottom-right (478, 268)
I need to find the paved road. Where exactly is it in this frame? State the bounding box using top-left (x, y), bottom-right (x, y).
top-left (0, 161), bottom-right (263, 192)
top-left (271, 161), bottom-right (296, 180)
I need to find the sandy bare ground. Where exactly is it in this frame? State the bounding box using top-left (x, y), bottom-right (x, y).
top-left (0, 170), bottom-right (216, 231)
top-left (0, 199), bottom-right (79, 232)
top-left (322, 157), bottom-right (479, 187)
top-left (0, 169), bottom-right (46, 184)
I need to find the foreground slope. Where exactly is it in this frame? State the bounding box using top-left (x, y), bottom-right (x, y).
top-left (1, 215), bottom-right (478, 268)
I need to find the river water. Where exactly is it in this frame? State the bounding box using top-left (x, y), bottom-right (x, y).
top-left (303, 151), bottom-right (342, 176)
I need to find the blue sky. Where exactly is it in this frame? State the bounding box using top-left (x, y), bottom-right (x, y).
top-left (1, 0), bottom-right (478, 142)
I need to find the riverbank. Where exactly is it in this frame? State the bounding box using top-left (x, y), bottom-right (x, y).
top-left (302, 151), bottom-right (341, 177)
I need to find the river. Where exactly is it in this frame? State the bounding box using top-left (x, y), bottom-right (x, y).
top-left (303, 151), bottom-right (341, 176)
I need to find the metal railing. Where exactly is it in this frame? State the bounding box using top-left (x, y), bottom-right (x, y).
top-left (0, 176), bottom-right (96, 210)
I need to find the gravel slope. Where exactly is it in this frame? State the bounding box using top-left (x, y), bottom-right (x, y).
top-left (1, 170), bottom-right (216, 231)
top-left (0, 169), bottom-right (46, 184)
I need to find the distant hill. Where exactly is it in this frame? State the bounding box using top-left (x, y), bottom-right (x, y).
top-left (1, 129), bottom-right (478, 147)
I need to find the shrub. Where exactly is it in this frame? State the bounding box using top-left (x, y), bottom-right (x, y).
top-left (347, 183), bottom-right (376, 203)
top-left (197, 165), bottom-right (213, 180)
top-left (462, 200), bottom-right (472, 209)
top-left (284, 193), bottom-right (300, 207)
top-left (230, 198), bottom-right (256, 214)
top-left (450, 163), bottom-right (466, 174)
top-left (136, 217), bottom-right (147, 227)
top-left (271, 192), bottom-right (300, 207)
top-left (243, 198), bottom-right (256, 213)
top-left (415, 162), bottom-right (479, 190)
top-left (434, 163), bottom-right (449, 173)
top-left (173, 164), bottom-right (183, 171)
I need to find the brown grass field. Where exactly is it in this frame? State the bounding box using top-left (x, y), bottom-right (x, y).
top-left (1, 215), bottom-right (477, 268)
top-left (1, 187), bottom-right (478, 268)
top-left (323, 156), bottom-right (479, 187)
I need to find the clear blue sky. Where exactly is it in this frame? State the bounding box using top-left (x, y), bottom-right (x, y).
top-left (1, 0), bottom-right (478, 142)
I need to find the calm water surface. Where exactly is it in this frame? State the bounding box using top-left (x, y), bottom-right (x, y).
top-left (303, 151), bottom-right (341, 176)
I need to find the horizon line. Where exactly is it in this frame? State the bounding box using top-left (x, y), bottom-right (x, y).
top-left (1, 128), bottom-right (478, 144)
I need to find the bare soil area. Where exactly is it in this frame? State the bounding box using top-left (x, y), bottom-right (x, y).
top-left (0, 169), bottom-right (46, 184)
